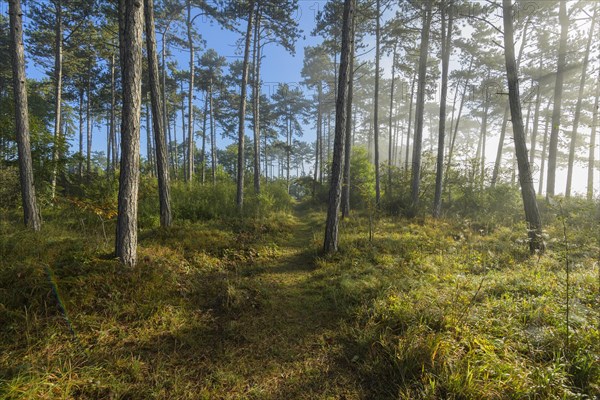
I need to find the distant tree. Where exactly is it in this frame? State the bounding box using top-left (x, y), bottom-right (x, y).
top-left (409, 0), bottom-right (433, 215)
top-left (546, 1), bottom-right (568, 198)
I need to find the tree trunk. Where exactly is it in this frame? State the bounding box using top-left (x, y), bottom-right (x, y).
top-left (237, 1), bottom-right (255, 213)
top-left (341, 8), bottom-right (355, 219)
top-left (116, 0), bottom-right (144, 267)
top-left (538, 100), bottom-right (552, 194)
top-left (405, 73), bottom-right (416, 171)
top-left (410, 0), bottom-right (433, 214)
top-left (210, 81), bottom-right (216, 185)
top-left (444, 55), bottom-right (473, 189)
top-left (86, 77), bottom-right (92, 177)
top-left (252, 7), bottom-right (262, 194)
top-left (9, 0), bottom-right (41, 231)
top-left (181, 80), bottom-right (187, 181)
top-left (434, 1), bottom-right (452, 218)
top-left (313, 83), bottom-right (322, 197)
top-left (587, 68), bottom-right (600, 200)
top-left (546, 0), bottom-right (568, 198)
top-left (78, 88), bottom-right (84, 177)
top-left (373, 0), bottom-right (381, 205)
top-left (502, 0), bottom-right (544, 254)
top-left (201, 92), bottom-right (207, 184)
top-left (51, 0), bottom-right (63, 200)
top-left (110, 52), bottom-right (117, 175)
top-left (491, 104), bottom-right (510, 187)
top-left (324, 0), bottom-right (353, 253)
top-left (566, 7), bottom-right (596, 197)
top-left (186, 0), bottom-right (195, 183)
top-left (145, 0), bottom-right (172, 227)
top-left (387, 44), bottom-right (397, 195)
top-left (529, 57), bottom-right (542, 168)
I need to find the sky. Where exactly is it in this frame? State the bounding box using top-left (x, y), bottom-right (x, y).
top-left (7, 0), bottom-right (598, 197)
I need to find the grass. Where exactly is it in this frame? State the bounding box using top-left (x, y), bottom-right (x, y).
top-left (1, 199), bottom-right (599, 399)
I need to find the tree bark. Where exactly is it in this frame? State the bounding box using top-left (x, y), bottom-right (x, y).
top-left (341, 8), bottom-right (355, 219)
top-left (387, 44), bottom-right (397, 195)
top-left (410, 0), bottom-right (433, 214)
top-left (252, 6), bottom-right (262, 194)
top-left (565, 7), bottom-right (596, 197)
top-left (502, 0), bottom-right (544, 254)
top-left (9, 0), bottom-right (41, 231)
top-left (546, 0), bottom-right (568, 198)
top-left (237, 1), bottom-right (255, 213)
top-left (210, 80), bottom-right (216, 185)
top-left (116, 0), bottom-right (144, 267)
top-left (405, 73), bottom-right (416, 171)
top-left (324, 0), bottom-right (353, 253)
top-left (145, 0), bottom-right (172, 227)
top-left (434, 1), bottom-right (452, 218)
top-left (373, 0), bottom-right (381, 205)
top-left (186, 0), bottom-right (195, 183)
top-left (110, 52), bottom-right (117, 175)
top-left (51, 0), bottom-right (63, 200)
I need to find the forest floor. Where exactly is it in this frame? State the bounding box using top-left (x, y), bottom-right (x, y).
top-left (1, 201), bottom-right (599, 399)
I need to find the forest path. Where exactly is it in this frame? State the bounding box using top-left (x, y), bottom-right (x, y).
top-left (200, 205), bottom-right (361, 399)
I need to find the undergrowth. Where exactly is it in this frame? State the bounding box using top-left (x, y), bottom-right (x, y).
top-left (1, 190), bottom-right (599, 399)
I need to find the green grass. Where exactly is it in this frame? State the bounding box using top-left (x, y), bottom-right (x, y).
top-left (1, 200), bottom-right (599, 399)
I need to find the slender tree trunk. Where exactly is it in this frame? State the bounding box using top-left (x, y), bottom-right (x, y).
top-left (145, 0), bottom-right (172, 227)
top-left (86, 78), bottom-right (92, 177)
top-left (252, 7), bottom-right (261, 194)
top-left (9, 0), bottom-right (41, 231)
top-left (405, 73), bottom-right (416, 171)
top-left (373, 0), bottom-right (381, 205)
top-left (529, 57), bottom-right (542, 167)
top-left (566, 7), bottom-right (596, 197)
top-left (538, 100), bottom-right (552, 194)
top-left (201, 92), bottom-right (207, 184)
top-left (186, 0), bottom-right (195, 183)
top-left (181, 80), bottom-right (187, 181)
top-left (313, 83), bottom-right (322, 197)
top-left (78, 88), bottom-right (84, 177)
top-left (146, 100), bottom-right (153, 175)
top-left (546, 0), bottom-right (568, 198)
top-left (210, 82), bottom-right (216, 185)
top-left (434, 2), bottom-right (452, 218)
top-left (116, 0), bottom-right (144, 267)
top-left (51, 0), bottom-right (63, 200)
top-left (444, 55), bottom-right (473, 189)
top-left (237, 1), bottom-right (255, 213)
top-left (341, 9), bottom-right (355, 219)
top-left (110, 53), bottom-right (117, 175)
top-left (387, 44), bottom-right (397, 195)
top-left (410, 0), bottom-right (433, 213)
top-left (324, 0), bottom-right (353, 253)
top-left (587, 69), bottom-right (600, 200)
top-left (491, 104), bottom-right (510, 187)
top-left (161, 26), bottom-right (171, 176)
top-left (502, 0), bottom-right (544, 253)
top-left (479, 88), bottom-right (490, 187)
